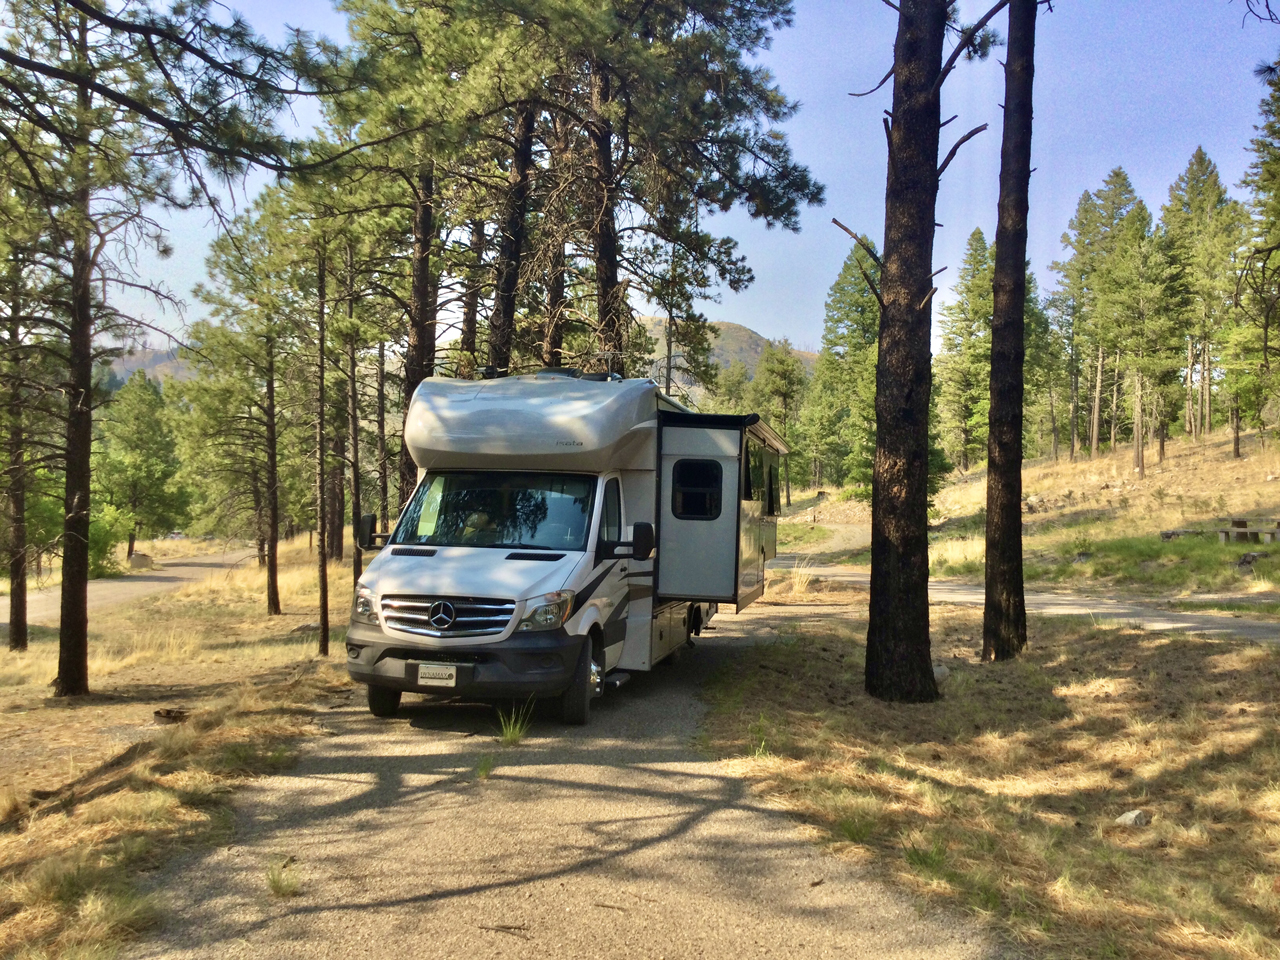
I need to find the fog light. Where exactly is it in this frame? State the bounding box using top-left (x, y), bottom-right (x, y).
top-left (346, 644), bottom-right (363, 660)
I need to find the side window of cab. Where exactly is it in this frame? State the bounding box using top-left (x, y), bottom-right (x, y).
top-left (602, 478), bottom-right (622, 542)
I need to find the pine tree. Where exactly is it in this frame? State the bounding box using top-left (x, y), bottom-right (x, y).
top-left (96, 373), bottom-right (188, 559)
top-left (936, 229), bottom-right (994, 471)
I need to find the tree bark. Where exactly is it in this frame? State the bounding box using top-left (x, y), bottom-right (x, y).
top-left (545, 241), bottom-right (567, 368)
top-left (376, 340), bottom-right (388, 531)
top-left (7, 308), bottom-right (26, 652)
top-left (590, 62), bottom-right (626, 376)
top-left (982, 0), bottom-right (1034, 663)
top-left (265, 335), bottom-right (281, 615)
top-left (1090, 345), bottom-right (1103, 459)
top-left (56, 37), bottom-right (94, 696)
top-left (865, 0), bottom-right (948, 704)
top-left (489, 105), bottom-right (536, 376)
top-left (459, 219), bottom-right (484, 377)
top-left (316, 246), bottom-right (330, 658)
top-left (400, 157), bottom-right (434, 506)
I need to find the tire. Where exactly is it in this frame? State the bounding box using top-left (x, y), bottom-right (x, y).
top-left (367, 684), bottom-right (402, 718)
top-left (559, 637), bottom-right (594, 726)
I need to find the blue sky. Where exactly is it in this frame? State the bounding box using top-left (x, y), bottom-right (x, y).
top-left (128, 1), bottom-right (1280, 353)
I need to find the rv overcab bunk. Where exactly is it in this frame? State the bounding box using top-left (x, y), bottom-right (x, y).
top-left (345, 370), bottom-right (788, 724)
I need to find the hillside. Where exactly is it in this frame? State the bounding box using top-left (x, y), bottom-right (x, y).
top-left (638, 316), bottom-right (817, 376)
top-left (111, 347), bottom-right (190, 383)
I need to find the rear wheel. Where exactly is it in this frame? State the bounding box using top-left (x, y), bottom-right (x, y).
top-left (560, 637), bottom-right (597, 725)
top-left (367, 684), bottom-right (402, 718)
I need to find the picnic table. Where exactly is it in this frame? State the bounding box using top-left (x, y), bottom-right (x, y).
top-left (1216, 517), bottom-right (1280, 543)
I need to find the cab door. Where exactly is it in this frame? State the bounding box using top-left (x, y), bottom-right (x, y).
top-left (593, 476), bottom-right (632, 667)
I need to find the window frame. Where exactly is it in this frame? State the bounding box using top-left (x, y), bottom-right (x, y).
top-left (671, 458), bottom-right (724, 522)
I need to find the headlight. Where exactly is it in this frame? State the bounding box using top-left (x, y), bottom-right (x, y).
top-left (516, 591), bottom-right (575, 632)
top-left (351, 586), bottom-right (379, 625)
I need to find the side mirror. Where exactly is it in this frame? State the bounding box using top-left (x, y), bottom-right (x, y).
top-left (631, 522), bottom-right (654, 561)
top-left (357, 513), bottom-right (377, 551)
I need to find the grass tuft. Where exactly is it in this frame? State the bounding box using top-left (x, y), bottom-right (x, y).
top-left (497, 698), bottom-right (536, 747)
top-left (266, 860), bottom-right (301, 898)
top-left (475, 754), bottom-right (496, 780)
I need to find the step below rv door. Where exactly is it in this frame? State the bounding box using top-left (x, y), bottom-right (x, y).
top-left (656, 423), bottom-right (741, 602)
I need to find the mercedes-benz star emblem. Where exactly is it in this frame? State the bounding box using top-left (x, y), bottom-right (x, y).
top-left (428, 600), bottom-right (456, 629)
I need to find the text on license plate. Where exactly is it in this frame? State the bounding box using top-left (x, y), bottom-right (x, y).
top-left (417, 663), bottom-right (457, 687)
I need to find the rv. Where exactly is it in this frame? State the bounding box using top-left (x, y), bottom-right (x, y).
top-left (346, 371), bottom-right (787, 724)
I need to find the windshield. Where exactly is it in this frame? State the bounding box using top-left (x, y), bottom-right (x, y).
top-left (391, 472), bottom-right (596, 551)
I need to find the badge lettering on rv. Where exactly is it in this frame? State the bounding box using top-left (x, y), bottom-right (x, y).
top-left (555, 440), bottom-right (584, 447)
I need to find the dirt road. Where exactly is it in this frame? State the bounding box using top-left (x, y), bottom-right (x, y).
top-left (13, 548), bottom-right (259, 627)
top-left (130, 610), bottom-right (1002, 960)
top-left (770, 561), bottom-right (1280, 644)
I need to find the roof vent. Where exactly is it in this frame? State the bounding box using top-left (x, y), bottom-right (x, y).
top-left (536, 367), bottom-right (582, 378)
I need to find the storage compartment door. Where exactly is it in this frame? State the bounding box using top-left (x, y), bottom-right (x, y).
top-left (657, 427), bottom-right (740, 601)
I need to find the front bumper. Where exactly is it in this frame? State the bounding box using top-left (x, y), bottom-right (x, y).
top-left (345, 621), bottom-right (585, 698)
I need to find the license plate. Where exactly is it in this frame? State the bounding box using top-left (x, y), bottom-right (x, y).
top-left (417, 663), bottom-right (457, 688)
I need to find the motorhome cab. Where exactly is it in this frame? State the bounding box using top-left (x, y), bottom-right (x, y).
top-left (346, 371), bottom-right (787, 724)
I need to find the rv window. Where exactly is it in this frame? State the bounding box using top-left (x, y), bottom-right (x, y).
top-left (672, 459), bottom-right (722, 521)
top-left (601, 478), bottom-right (622, 541)
top-left (768, 465), bottom-right (780, 516)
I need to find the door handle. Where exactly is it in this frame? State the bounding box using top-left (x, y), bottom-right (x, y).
top-left (619, 565), bottom-right (628, 574)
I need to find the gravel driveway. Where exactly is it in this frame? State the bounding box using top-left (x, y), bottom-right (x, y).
top-left (130, 613), bottom-right (1001, 960)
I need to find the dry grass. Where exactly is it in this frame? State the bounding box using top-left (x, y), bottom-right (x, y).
top-left (0, 664), bottom-right (346, 959)
top-left (0, 538), bottom-right (353, 690)
top-left (927, 431), bottom-right (1280, 596)
top-left (704, 606), bottom-right (1280, 960)
top-left (762, 566), bottom-right (866, 605)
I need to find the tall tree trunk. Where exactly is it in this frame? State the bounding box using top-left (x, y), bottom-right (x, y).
top-left (251, 471), bottom-right (266, 567)
top-left (459, 220), bottom-right (484, 376)
top-left (7, 312), bottom-right (26, 652)
top-left (865, 0), bottom-right (948, 704)
top-left (327, 428), bottom-right (344, 561)
top-left (544, 241), bottom-right (567, 368)
top-left (1069, 350), bottom-right (1078, 461)
top-left (1158, 420), bottom-right (1166, 464)
top-left (1090, 345), bottom-right (1103, 459)
top-left (316, 246), bottom-right (330, 657)
top-left (265, 336), bottom-right (281, 615)
top-left (1201, 338), bottom-right (1211, 435)
top-left (348, 333), bottom-right (363, 584)
top-left (376, 341), bottom-right (389, 531)
top-left (1109, 349), bottom-right (1119, 452)
top-left (1185, 338), bottom-right (1195, 439)
top-left (56, 35), bottom-right (93, 696)
top-left (1134, 371), bottom-right (1145, 480)
top-left (590, 61), bottom-right (626, 376)
top-left (489, 105), bottom-right (536, 376)
top-left (1048, 385), bottom-right (1059, 461)
top-left (982, 0), bottom-right (1034, 663)
top-left (1232, 396), bottom-right (1241, 458)
top-left (400, 158), bottom-right (434, 506)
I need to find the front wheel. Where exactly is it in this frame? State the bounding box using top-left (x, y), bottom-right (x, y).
top-left (560, 638), bottom-right (596, 725)
top-left (367, 684), bottom-right (402, 718)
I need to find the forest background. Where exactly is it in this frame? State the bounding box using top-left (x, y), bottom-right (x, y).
top-left (6, 0), bottom-right (1280, 693)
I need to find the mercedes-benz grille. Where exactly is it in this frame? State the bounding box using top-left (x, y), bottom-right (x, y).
top-left (380, 595), bottom-right (516, 638)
